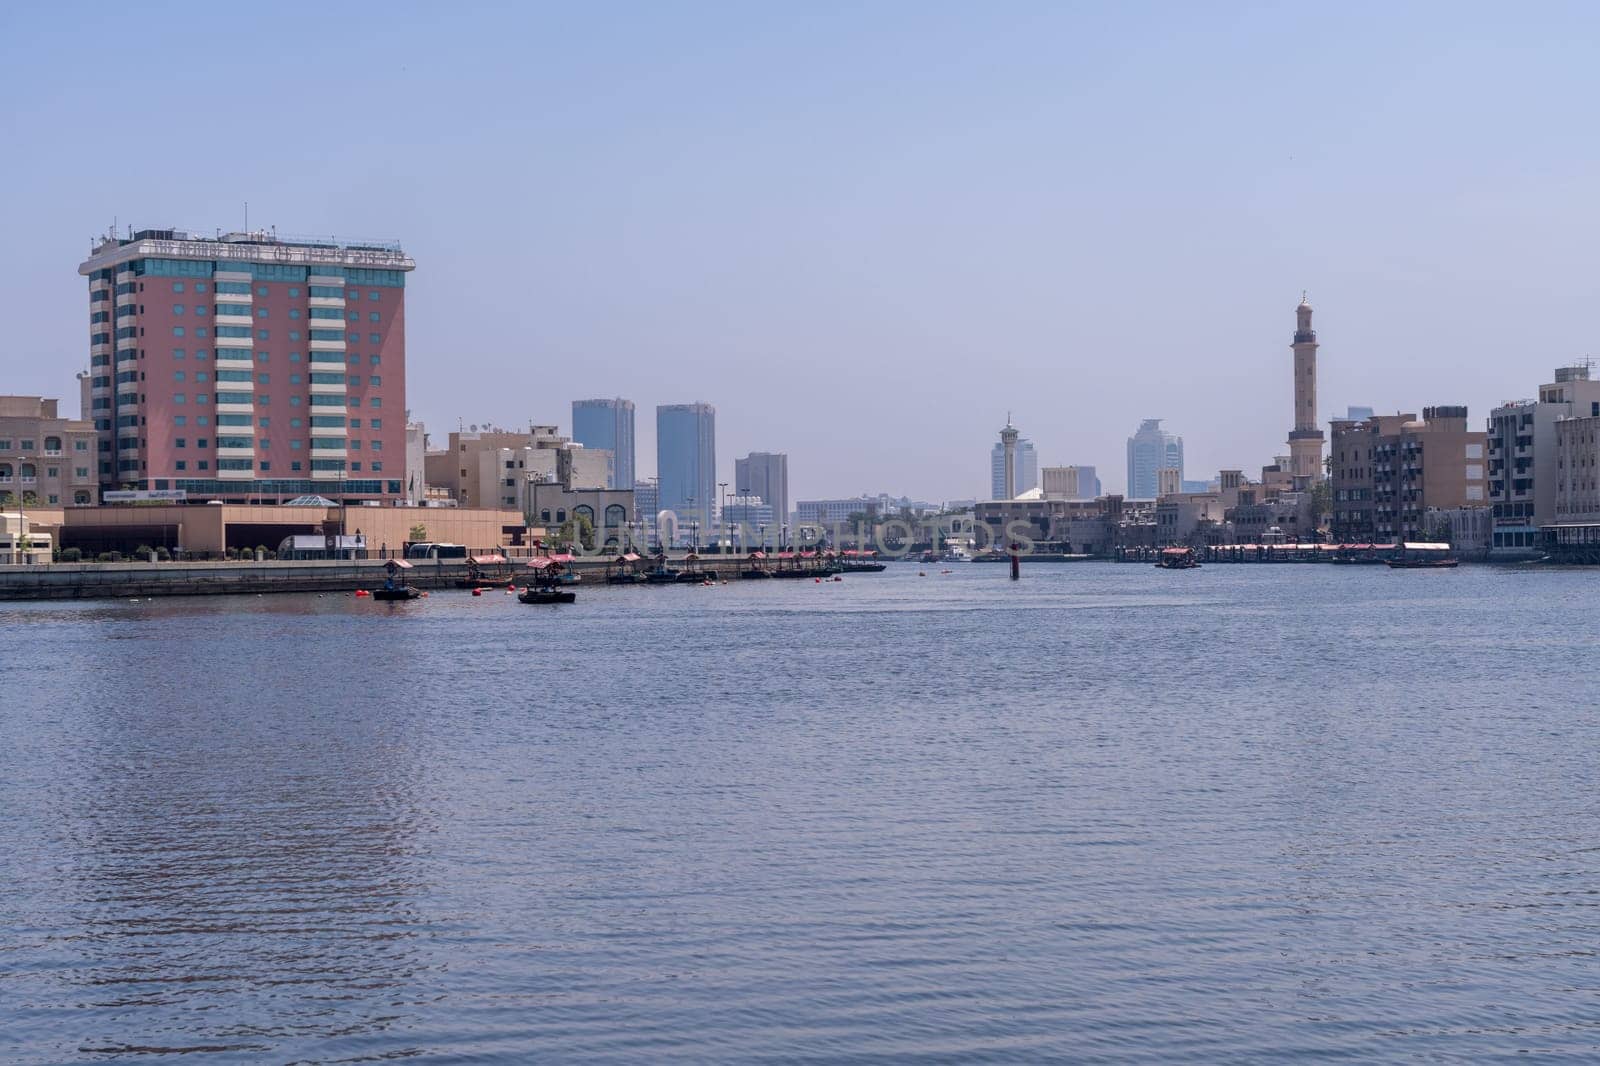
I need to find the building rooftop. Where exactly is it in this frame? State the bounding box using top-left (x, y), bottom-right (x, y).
top-left (80, 226), bottom-right (413, 274)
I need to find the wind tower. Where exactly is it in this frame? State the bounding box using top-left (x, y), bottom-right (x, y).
top-left (1288, 294), bottom-right (1325, 482)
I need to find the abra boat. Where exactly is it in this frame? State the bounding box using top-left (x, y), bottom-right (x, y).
top-left (518, 586), bottom-right (576, 604)
top-left (454, 553), bottom-right (512, 589)
top-left (1386, 542), bottom-right (1458, 569)
top-left (521, 556), bottom-right (577, 603)
top-left (1155, 546), bottom-right (1200, 570)
top-left (372, 558), bottom-right (422, 599)
top-left (607, 552), bottom-right (647, 585)
top-left (839, 550), bottom-right (886, 573)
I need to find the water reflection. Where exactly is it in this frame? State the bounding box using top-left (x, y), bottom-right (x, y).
top-left (38, 605), bottom-right (441, 1059)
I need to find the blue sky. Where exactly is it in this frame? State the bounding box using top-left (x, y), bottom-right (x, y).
top-left (3, 2), bottom-right (1599, 499)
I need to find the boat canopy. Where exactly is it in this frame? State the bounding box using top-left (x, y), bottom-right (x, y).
top-left (470, 554), bottom-right (507, 564)
top-left (526, 557), bottom-right (562, 570)
top-left (386, 558), bottom-right (414, 570)
top-left (748, 551), bottom-right (767, 559)
top-left (841, 549), bottom-right (877, 557)
top-left (618, 552), bottom-right (641, 562)
top-left (1403, 542), bottom-right (1451, 551)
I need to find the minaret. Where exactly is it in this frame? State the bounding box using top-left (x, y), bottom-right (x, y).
top-left (999, 416), bottom-right (1020, 499)
top-left (1288, 294), bottom-right (1324, 482)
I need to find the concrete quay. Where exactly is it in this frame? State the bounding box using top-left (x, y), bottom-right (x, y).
top-left (0, 554), bottom-right (835, 601)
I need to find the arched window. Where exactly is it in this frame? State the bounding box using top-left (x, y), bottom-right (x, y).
top-left (44, 436), bottom-right (62, 452)
top-left (605, 504), bottom-right (627, 528)
top-left (574, 504), bottom-right (594, 525)
top-left (555, 509), bottom-right (566, 523)
top-left (19, 463), bottom-right (35, 479)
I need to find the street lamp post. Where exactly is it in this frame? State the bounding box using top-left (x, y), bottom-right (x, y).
top-left (717, 481), bottom-right (729, 555)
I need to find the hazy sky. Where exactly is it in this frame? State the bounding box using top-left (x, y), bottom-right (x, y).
top-left (4, 2), bottom-right (1598, 500)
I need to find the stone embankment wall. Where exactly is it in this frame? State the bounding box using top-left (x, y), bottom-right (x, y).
top-left (0, 555), bottom-right (770, 601)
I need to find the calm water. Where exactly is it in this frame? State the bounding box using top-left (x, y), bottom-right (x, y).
top-left (3, 563), bottom-right (1599, 1063)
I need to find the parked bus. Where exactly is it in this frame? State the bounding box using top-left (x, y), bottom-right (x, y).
top-left (405, 541), bottom-right (468, 560)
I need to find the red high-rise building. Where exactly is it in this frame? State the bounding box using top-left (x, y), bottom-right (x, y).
top-left (79, 228), bottom-right (414, 503)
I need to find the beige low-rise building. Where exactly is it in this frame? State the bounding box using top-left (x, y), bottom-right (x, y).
top-left (1041, 465), bottom-right (1098, 500)
top-left (424, 426), bottom-right (609, 510)
top-left (1554, 414), bottom-right (1600, 522)
top-left (61, 503), bottom-right (529, 558)
top-left (0, 511), bottom-right (53, 564)
top-left (0, 396), bottom-right (99, 508)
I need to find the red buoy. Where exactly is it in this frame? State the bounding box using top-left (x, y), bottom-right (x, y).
top-left (472, 588), bottom-right (483, 597)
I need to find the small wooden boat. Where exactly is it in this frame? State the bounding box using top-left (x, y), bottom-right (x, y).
top-left (1155, 546), bottom-right (1200, 570)
top-left (518, 586), bottom-right (576, 604)
top-left (607, 552), bottom-right (647, 584)
top-left (1386, 542), bottom-right (1458, 569)
top-left (523, 555), bottom-right (578, 600)
top-left (839, 550), bottom-right (885, 572)
top-left (454, 554), bottom-right (512, 588)
top-left (373, 558), bottom-right (422, 599)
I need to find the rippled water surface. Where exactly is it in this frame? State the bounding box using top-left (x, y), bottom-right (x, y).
top-left (3, 563), bottom-right (1599, 1062)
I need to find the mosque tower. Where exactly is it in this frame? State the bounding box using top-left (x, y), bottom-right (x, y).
top-left (1288, 294), bottom-right (1325, 482)
top-left (999, 417), bottom-right (1019, 500)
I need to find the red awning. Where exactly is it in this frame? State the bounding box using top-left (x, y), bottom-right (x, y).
top-left (526, 557), bottom-right (561, 570)
top-left (748, 551), bottom-right (767, 559)
top-left (776, 552), bottom-right (795, 559)
top-left (470, 554), bottom-right (507, 564)
top-left (546, 553), bottom-right (575, 563)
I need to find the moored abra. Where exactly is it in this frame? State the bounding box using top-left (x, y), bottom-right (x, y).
top-left (1385, 542), bottom-right (1459, 569)
top-left (1155, 546), bottom-right (1200, 570)
top-left (520, 556), bottom-right (577, 604)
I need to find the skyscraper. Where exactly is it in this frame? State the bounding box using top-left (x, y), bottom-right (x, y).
top-left (1126, 419), bottom-right (1183, 498)
top-left (572, 398), bottom-right (635, 489)
top-left (78, 227), bottom-right (413, 502)
top-left (989, 430), bottom-right (1038, 499)
top-left (1288, 294), bottom-right (1325, 481)
top-left (657, 403), bottom-right (715, 536)
top-left (734, 451), bottom-right (788, 526)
